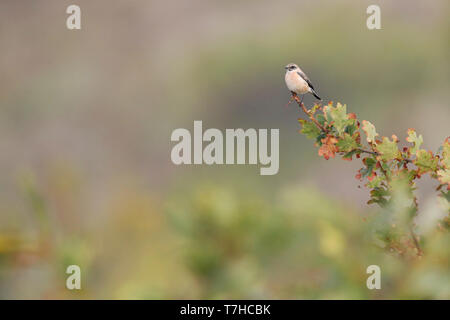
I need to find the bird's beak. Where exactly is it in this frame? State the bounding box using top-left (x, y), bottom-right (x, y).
top-left (284, 66), bottom-right (288, 70)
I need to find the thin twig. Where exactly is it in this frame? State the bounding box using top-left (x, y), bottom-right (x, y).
top-left (292, 93), bottom-right (327, 132)
top-left (357, 148), bottom-right (378, 156)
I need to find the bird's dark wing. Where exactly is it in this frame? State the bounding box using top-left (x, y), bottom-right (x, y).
top-left (297, 71), bottom-right (315, 90)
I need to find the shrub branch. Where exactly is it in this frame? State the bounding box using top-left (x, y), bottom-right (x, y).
top-left (291, 92), bottom-right (449, 257)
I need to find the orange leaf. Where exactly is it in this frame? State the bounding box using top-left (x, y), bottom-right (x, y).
top-left (318, 136), bottom-right (338, 160)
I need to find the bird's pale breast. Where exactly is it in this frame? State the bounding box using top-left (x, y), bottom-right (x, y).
top-left (285, 71), bottom-right (309, 94)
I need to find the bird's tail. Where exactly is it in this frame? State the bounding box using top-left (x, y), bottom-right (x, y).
top-left (311, 89), bottom-right (321, 100)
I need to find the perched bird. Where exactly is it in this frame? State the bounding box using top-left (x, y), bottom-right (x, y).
top-left (284, 63), bottom-right (321, 101)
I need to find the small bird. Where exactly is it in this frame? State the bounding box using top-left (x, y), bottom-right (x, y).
top-left (284, 63), bottom-right (321, 101)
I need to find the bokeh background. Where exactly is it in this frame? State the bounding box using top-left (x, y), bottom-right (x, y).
top-left (0, 0), bottom-right (449, 299)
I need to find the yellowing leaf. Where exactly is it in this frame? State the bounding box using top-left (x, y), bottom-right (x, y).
top-left (362, 120), bottom-right (378, 144)
top-left (406, 128), bottom-right (423, 155)
top-left (310, 104), bottom-right (320, 115)
top-left (337, 133), bottom-right (359, 152)
top-left (415, 150), bottom-right (439, 174)
top-left (328, 103), bottom-right (349, 135)
top-left (375, 137), bottom-right (401, 161)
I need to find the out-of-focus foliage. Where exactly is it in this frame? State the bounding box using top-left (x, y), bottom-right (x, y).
top-left (1, 177), bottom-right (449, 299)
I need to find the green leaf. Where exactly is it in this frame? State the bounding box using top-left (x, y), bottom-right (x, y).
top-left (316, 132), bottom-right (327, 145)
top-left (406, 129), bottom-right (423, 155)
top-left (299, 119), bottom-right (320, 140)
top-left (360, 157), bottom-right (376, 178)
top-left (366, 176), bottom-right (384, 189)
top-left (344, 120), bottom-right (358, 136)
top-left (371, 187), bottom-right (389, 198)
top-left (316, 114), bottom-right (326, 126)
top-left (368, 187), bottom-right (389, 207)
top-left (362, 120), bottom-right (378, 144)
top-left (337, 133), bottom-right (359, 152)
top-left (441, 190), bottom-right (450, 202)
top-left (328, 103), bottom-right (349, 135)
top-left (365, 157), bottom-right (377, 166)
top-left (375, 137), bottom-right (401, 161)
top-left (415, 150), bottom-right (439, 174)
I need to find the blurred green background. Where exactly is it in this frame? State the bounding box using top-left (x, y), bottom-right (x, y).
top-left (0, 0), bottom-right (449, 299)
